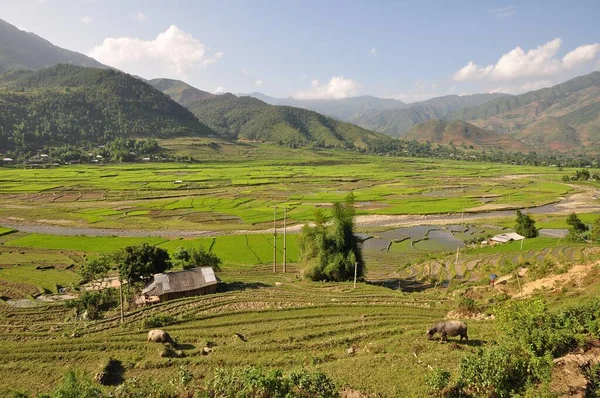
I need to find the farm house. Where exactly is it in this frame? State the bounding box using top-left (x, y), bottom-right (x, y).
top-left (140, 267), bottom-right (218, 303)
top-left (487, 232), bottom-right (525, 245)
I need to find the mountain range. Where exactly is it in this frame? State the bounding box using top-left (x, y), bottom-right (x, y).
top-left (0, 19), bottom-right (106, 73)
top-left (0, 16), bottom-right (598, 155)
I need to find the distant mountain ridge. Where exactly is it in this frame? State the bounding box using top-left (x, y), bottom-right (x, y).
top-left (149, 78), bottom-right (215, 107)
top-left (0, 18), bottom-right (107, 71)
top-left (245, 91), bottom-right (509, 136)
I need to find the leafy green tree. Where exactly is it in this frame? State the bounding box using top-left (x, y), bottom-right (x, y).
top-left (78, 254), bottom-right (113, 285)
top-left (566, 212), bottom-right (589, 242)
top-left (515, 210), bottom-right (538, 238)
top-left (114, 243), bottom-right (172, 287)
top-left (172, 246), bottom-right (221, 271)
top-left (299, 193), bottom-right (364, 281)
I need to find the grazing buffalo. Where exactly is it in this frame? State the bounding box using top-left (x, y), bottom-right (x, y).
top-left (427, 320), bottom-right (468, 342)
top-left (147, 329), bottom-right (177, 347)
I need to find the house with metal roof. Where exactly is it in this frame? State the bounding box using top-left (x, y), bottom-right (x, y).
top-left (140, 267), bottom-right (218, 303)
top-left (489, 232), bottom-right (525, 244)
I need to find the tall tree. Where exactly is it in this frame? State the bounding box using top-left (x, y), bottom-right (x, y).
top-left (114, 243), bottom-right (172, 287)
top-left (172, 246), bottom-right (221, 271)
top-left (515, 210), bottom-right (538, 238)
top-left (566, 213), bottom-right (589, 242)
top-left (299, 193), bottom-right (364, 281)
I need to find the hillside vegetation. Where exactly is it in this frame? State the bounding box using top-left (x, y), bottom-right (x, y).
top-left (0, 65), bottom-right (213, 151)
top-left (448, 71), bottom-right (600, 150)
top-left (404, 119), bottom-right (532, 151)
top-left (187, 94), bottom-right (393, 149)
top-left (148, 78), bottom-right (215, 107)
top-left (0, 18), bottom-right (106, 71)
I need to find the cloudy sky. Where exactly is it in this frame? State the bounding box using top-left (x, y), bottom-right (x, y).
top-left (1, 0), bottom-right (599, 102)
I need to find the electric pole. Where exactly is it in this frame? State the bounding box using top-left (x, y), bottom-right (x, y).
top-left (273, 206), bottom-right (277, 273)
top-left (283, 206), bottom-right (287, 273)
top-left (353, 262), bottom-right (358, 288)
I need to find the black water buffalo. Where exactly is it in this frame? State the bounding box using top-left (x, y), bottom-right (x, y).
top-left (427, 320), bottom-right (468, 341)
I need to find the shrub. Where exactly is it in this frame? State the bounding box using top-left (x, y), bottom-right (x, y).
top-left (45, 370), bottom-right (103, 398)
top-left (143, 313), bottom-right (176, 328)
top-left (457, 297), bottom-right (479, 314)
top-left (458, 344), bottom-right (551, 398)
top-left (425, 367), bottom-right (451, 393)
top-left (210, 367), bottom-right (338, 397)
top-left (66, 289), bottom-right (118, 320)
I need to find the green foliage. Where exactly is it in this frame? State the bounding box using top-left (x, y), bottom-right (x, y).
top-left (582, 362), bottom-right (600, 397)
top-left (424, 368), bottom-right (451, 393)
top-left (299, 193), bottom-right (365, 281)
top-left (495, 298), bottom-right (576, 357)
top-left (78, 254), bottom-right (113, 284)
top-left (210, 367), bottom-right (338, 398)
top-left (0, 64), bottom-right (211, 153)
top-left (66, 289), bottom-right (118, 320)
top-left (173, 245), bottom-right (221, 271)
top-left (566, 212), bottom-right (589, 242)
top-left (114, 243), bottom-right (172, 286)
top-left (45, 370), bottom-right (103, 398)
top-left (456, 297), bottom-right (479, 314)
top-left (515, 209), bottom-right (538, 238)
top-left (143, 314), bottom-right (176, 328)
top-left (458, 344), bottom-right (551, 398)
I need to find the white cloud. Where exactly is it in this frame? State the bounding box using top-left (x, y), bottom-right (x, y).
top-left (294, 76), bottom-right (357, 99)
top-left (454, 38), bottom-right (600, 82)
top-left (370, 47), bottom-right (377, 55)
top-left (80, 16), bottom-right (93, 24)
top-left (255, 80), bottom-right (263, 87)
top-left (89, 25), bottom-right (222, 78)
top-left (489, 6), bottom-right (515, 18)
top-left (214, 86), bottom-right (225, 94)
top-left (131, 12), bottom-right (147, 22)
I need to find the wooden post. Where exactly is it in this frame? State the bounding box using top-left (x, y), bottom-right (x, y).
top-left (273, 206), bottom-right (277, 273)
top-left (283, 206), bottom-right (287, 273)
top-left (520, 238), bottom-right (524, 250)
top-left (353, 262), bottom-right (358, 289)
top-left (119, 279), bottom-right (124, 323)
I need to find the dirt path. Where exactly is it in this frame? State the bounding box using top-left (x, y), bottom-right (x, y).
top-left (1, 186), bottom-right (598, 238)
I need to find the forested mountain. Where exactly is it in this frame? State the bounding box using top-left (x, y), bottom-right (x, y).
top-left (0, 64), bottom-right (212, 151)
top-left (187, 94), bottom-right (393, 149)
top-left (403, 120), bottom-right (531, 151)
top-left (347, 93), bottom-right (509, 136)
top-left (448, 71), bottom-right (600, 149)
top-left (149, 78), bottom-right (215, 107)
top-left (0, 18), bottom-right (106, 71)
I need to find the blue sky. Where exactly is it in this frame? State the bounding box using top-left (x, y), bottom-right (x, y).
top-left (1, 0), bottom-right (599, 101)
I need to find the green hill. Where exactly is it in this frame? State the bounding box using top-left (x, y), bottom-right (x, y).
top-left (0, 18), bottom-right (106, 71)
top-left (404, 119), bottom-right (531, 151)
top-left (187, 94), bottom-right (393, 149)
top-left (0, 65), bottom-right (213, 151)
top-left (148, 78), bottom-right (215, 107)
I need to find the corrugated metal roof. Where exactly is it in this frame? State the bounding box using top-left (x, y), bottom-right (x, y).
top-left (490, 232), bottom-right (525, 243)
top-left (142, 267), bottom-right (218, 296)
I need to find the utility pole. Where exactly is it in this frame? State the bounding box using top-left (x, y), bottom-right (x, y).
top-left (353, 262), bottom-right (358, 288)
top-left (283, 206), bottom-right (287, 273)
top-left (520, 238), bottom-right (524, 250)
top-left (119, 279), bottom-right (124, 323)
top-left (273, 206), bottom-right (277, 273)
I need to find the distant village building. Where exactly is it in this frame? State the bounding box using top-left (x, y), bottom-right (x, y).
top-left (2, 157), bottom-right (14, 163)
top-left (140, 267), bottom-right (218, 303)
top-left (485, 232), bottom-right (525, 246)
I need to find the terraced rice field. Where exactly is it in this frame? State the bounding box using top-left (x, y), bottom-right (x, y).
top-left (0, 275), bottom-right (497, 397)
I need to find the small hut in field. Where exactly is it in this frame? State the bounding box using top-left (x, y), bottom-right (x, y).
top-left (140, 267), bottom-right (218, 303)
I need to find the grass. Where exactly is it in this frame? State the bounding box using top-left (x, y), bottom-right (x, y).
top-left (0, 152), bottom-right (579, 231)
top-left (4, 235), bottom-right (168, 253)
top-left (0, 264), bottom-right (80, 294)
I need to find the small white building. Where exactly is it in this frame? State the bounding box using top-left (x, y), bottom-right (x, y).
top-left (489, 232), bottom-right (525, 245)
